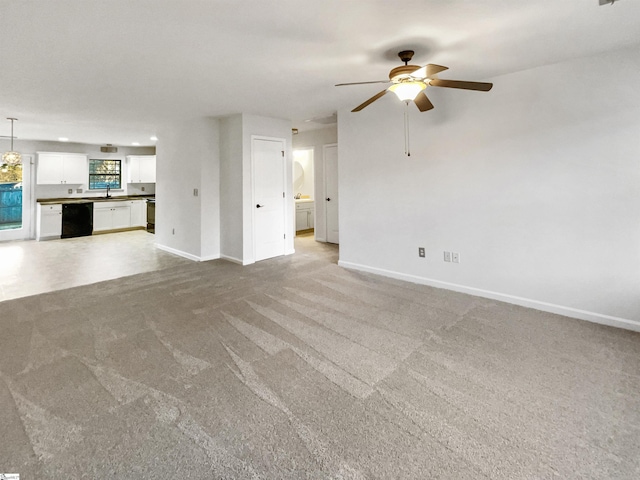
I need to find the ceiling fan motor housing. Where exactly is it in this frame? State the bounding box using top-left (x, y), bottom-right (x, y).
top-left (389, 65), bottom-right (422, 83)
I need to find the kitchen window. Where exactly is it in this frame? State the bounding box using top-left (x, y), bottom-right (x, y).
top-left (88, 159), bottom-right (121, 190)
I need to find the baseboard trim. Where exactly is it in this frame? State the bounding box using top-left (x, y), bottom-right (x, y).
top-left (93, 226), bottom-right (145, 235)
top-left (156, 244), bottom-right (220, 262)
top-left (221, 249), bottom-right (295, 266)
top-left (220, 254), bottom-right (246, 265)
top-left (338, 260), bottom-right (640, 333)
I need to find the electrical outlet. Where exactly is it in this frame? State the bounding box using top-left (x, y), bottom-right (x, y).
top-left (193, 188), bottom-right (198, 196)
top-left (68, 188), bottom-right (73, 194)
top-left (76, 188), bottom-right (82, 193)
top-left (444, 251), bottom-right (451, 262)
top-left (418, 247), bottom-right (425, 258)
top-left (452, 252), bottom-right (460, 263)
top-left (141, 186), bottom-right (145, 192)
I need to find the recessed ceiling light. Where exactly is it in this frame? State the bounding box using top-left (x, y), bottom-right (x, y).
top-left (58, 137), bottom-right (69, 142)
top-left (132, 142), bottom-right (140, 146)
top-left (150, 136), bottom-right (158, 141)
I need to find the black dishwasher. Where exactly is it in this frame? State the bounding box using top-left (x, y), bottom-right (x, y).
top-left (62, 202), bottom-right (94, 238)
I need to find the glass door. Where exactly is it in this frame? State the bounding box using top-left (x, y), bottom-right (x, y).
top-left (0, 154), bottom-right (33, 241)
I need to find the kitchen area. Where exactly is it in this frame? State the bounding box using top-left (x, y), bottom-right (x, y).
top-left (0, 144), bottom-right (172, 302)
top-left (34, 151), bottom-right (156, 241)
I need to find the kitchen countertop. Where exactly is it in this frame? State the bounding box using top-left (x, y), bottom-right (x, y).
top-left (37, 195), bottom-right (155, 205)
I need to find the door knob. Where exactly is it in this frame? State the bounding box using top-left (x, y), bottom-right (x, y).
top-left (256, 204), bottom-right (264, 208)
top-left (326, 197), bottom-right (331, 201)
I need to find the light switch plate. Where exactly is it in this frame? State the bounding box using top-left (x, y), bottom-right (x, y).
top-left (444, 251), bottom-right (451, 262)
top-left (452, 252), bottom-right (460, 263)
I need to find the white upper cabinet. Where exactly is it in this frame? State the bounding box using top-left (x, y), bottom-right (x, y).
top-left (127, 155), bottom-right (156, 183)
top-left (37, 152), bottom-right (88, 184)
top-left (36, 154), bottom-right (64, 184)
top-left (63, 154), bottom-right (88, 183)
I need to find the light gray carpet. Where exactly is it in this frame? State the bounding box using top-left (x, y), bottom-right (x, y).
top-left (1, 237), bottom-right (639, 479)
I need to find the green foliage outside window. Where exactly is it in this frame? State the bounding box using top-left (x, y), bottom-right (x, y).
top-left (0, 164), bottom-right (22, 183)
top-left (89, 159), bottom-right (121, 189)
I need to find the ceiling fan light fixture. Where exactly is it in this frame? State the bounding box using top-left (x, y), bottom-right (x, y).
top-left (389, 81), bottom-right (426, 102)
top-left (2, 118), bottom-right (22, 166)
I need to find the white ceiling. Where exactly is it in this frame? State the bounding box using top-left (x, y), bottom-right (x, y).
top-left (1, 0), bottom-right (639, 146)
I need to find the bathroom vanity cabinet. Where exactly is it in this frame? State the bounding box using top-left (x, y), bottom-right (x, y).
top-left (295, 200), bottom-right (314, 232)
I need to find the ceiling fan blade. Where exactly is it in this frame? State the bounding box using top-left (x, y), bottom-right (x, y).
top-left (352, 89), bottom-right (388, 112)
top-left (335, 80), bottom-right (390, 86)
top-left (414, 91), bottom-right (434, 112)
top-left (429, 78), bottom-right (493, 91)
top-left (410, 64), bottom-right (449, 79)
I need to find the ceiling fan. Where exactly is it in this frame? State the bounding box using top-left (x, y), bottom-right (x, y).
top-left (336, 50), bottom-right (493, 113)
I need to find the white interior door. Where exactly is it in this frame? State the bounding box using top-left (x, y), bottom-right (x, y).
top-left (324, 144), bottom-right (339, 244)
top-left (253, 137), bottom-right (286, 262)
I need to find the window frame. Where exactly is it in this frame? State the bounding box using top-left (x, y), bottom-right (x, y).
top-left (88, 158), bottom-right (122, 190)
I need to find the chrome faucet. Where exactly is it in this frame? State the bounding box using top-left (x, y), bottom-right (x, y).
top-left (105, 185), bottom-right (111, 198)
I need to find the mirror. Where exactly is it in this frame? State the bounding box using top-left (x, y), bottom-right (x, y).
top-left (293, 160), bottom-right (304, 191)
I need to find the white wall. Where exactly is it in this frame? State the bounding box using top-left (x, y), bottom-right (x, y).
top-left (219, 114), bottom-right (244, 263)
top-left (200, 122), bottom-right (221, 261)
top-left (156, 117), bottom-right (220, 261)
top-left (158, 113), bottom-right (292, 264)
top-left (219, 113), bottom-right (293, 264)
top-left (293, 126), bottom-right (337, 242)
top-left (338, 46), bottom-right (640, 329)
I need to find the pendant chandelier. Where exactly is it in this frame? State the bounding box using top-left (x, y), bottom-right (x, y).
top-left (2, 118), bottom-right (22, 166)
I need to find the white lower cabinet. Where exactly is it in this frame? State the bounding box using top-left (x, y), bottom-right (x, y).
top-left (36, 203), bottom-right (62, 240)
top-left (37, 199), bottom-right (146, 239)
top-left (129, 200), bottom-right (146, 227)
top-left (112, 204), bottom-right (131, 229)
top-left (93, 201), bottom-right (132, 232)
top-left (295, 201), bottom-right (314, 231)
top-left (93, 206), bottom-right (112, 232)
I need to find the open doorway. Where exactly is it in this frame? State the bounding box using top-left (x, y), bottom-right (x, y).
top-left (293, 148), bottom-right (314, 237)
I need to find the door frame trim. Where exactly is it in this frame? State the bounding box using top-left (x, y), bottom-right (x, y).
top-left (323, 143), bottom-right (338, 244)
top-left (251, 135), bottom-right (287, 263)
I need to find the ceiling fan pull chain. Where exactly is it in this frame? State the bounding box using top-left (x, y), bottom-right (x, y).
top-left (404, 101), bottom-right (411, 156)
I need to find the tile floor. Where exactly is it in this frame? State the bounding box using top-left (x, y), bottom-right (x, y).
top-left (0, 230), bottom-right (192, 302)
